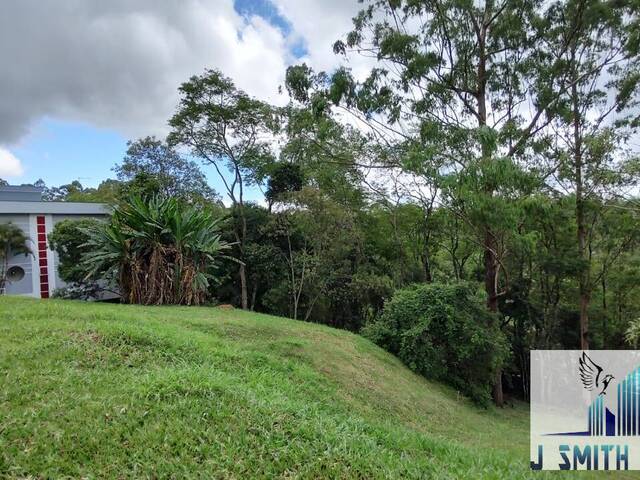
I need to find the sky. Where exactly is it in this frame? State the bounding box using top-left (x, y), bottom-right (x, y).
top-left (0, 0), bottom-right (365, 201)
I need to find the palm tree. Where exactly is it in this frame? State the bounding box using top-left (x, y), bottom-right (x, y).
top-left (0, 223), bottom-right (31, 294)
top-left (82, 196), bottom-right (233, 305)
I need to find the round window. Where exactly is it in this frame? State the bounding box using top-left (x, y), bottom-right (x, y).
top-left (6, 266), bottom-right (25, 282)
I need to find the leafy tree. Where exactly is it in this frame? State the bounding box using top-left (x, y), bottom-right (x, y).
top-left (277, 187), bottom-right (362, 325)
top-left (280, 97), bottom-right (373, 209)
top-left (213, 203), bottom-right (286, 311)
top-left (322, 0), bottom-right (569, 405)
top-left (34, 179), bottom-right (122, 203)
top-left (542, 0), bottom-right (640, 349)
top-left (115, 136), bottom-right (218, 203)
top-left (281, 0), bottom-right (640, 405)
top-left (169, 70), bottom-right (279, 309)
top-left (265, 163), bottom-right (304, 210)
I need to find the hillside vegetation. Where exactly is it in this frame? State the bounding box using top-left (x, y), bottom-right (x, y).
top-left (0, 297), bottom-right (628, 478)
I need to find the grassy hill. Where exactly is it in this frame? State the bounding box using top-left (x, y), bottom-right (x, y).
top-left (0, 297), bottom-right (627, 478)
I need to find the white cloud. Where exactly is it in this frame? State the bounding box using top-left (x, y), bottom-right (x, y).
top-left (0, 0), bottom-right (290, 144)
top-left (0, 0), bottom-right (380, 147)
top-left (273, 0), bottom-right (377, 79)
top-left (0, 148), bottom-right (24, 177)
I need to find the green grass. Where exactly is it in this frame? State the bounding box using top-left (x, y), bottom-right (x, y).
top-left (0, 297), bottom-right (635, 479)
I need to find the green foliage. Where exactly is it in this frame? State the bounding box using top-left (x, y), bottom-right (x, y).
top-left (265, 163), bottom-right (305, 206)
top-left (0, 223), bottom-right (30, 260)
top-left (625, 318), bottom-right (640, 348)
top-left (115, 136), bottom-right (217, 203)
top-left (48, 219), bottom-right (101, 283)
top-left (82, 196), bottom-right (232, 305)
top-left (34, 179), bottom-right (121, 203)
top-left (168, 69), bottom-right (281, 308)
top-left (168, 69), bottom-right (279, 191)
top-left (363, 283), bottom-right (507, 405)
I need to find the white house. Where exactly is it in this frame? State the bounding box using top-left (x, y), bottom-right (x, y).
top-left (0, 185), bottom-right (109, 297)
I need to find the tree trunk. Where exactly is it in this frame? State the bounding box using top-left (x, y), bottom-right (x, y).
top-left (239, 264), bottom-right (248, 310)
top-left (237, 202), bottom-right (249, 310)
top-left (484, 231), bottom-right (499, 312)
top-left (477, 22), bottom-right (504, 406)
top-left (484, 229), bottom-right (504, 406)
top-left (573, 74), bottom-right (589, 350)
top-left (250, 279), bottom-right (258, 311)
top-left (602, 273), bottom-right (607, 346)
top-left (423, 248), bottom-right (433, 283)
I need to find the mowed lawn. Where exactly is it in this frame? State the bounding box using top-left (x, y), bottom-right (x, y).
top-left (0, 297), bottom-right (633, 479)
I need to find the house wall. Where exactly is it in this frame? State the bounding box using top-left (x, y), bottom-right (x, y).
top-left (1, 214), bottom-right (34, 296)
top-left (1, 212), bottom-right (108, 298)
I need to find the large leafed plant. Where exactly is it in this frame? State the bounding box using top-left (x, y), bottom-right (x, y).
top-left (83, 196), bottom-right (233, 305)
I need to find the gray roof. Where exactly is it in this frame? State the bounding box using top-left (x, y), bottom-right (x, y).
top-left (0, 185), bottom-right (44, 202)
top-left (0, 201), bottom-right (110, 215)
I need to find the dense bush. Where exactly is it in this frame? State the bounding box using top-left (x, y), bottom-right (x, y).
top-left (48, 218), bottom-right (101, 283)
top-left (362, 283), bottom-right (507, 405)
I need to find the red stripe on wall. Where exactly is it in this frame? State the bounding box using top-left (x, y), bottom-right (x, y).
top-left (36, 215), bottom-right (49, 299)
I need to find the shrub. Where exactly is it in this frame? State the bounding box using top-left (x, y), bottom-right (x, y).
top-left (48, 218), bottom-right (101, 283)
top-left (362, 283), bottom-right (507, 405)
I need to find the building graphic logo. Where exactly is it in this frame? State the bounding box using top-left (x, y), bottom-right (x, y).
top-left (531, 350), bottom-right (640, 470)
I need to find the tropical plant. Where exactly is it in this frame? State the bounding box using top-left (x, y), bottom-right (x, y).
top-left (82, 196), bottom-right (233, 305)
top-left (0, 223), bottom-right (31, 294)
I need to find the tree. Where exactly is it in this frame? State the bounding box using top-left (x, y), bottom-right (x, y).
top-left (0, 223), bottom-right (31, 294)
top-left (168, 70), bottom-right (279, 309)
top-left (275, 187), bottom-right (361, 323)
top-left (115, 136), bottom-right (218, 203)
top-left (265, 163), bottom-right (304, 211)
top-left (323, 0), bottom-right (570, 405)
top-left (362, 282), bottom-right (507, 405)
top-left (34, 179), bottom-right (122, 203)
top-left (542, 0), bottom-right (640, 349)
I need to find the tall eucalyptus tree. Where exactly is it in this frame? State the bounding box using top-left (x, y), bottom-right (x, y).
top-left (542, 0), bottom-right (640, 349)
top-left (169, 70), bottom-right (280, 309)
top-left (324, 0), bottom-right (567, 405)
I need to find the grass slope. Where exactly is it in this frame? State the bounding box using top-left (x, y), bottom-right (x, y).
top-left (0, 297), bottom-right (631, 478)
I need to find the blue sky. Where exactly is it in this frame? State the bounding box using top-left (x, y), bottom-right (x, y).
top-left (12, 118), bottom-right (126, 188)
top-left (234, 0), bottom-right (307, 57)
top-left (0, 0), bottom-right (357, 202)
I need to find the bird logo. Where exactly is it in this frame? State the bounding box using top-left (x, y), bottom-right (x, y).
top-left (579, 351), bottom-right (615, 396)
